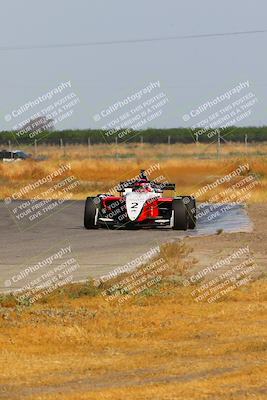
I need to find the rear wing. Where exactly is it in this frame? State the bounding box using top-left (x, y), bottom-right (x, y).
top-left (117, 181), bottom-right (176, 192)
top-left (152, 182), bottom-right (176, 191)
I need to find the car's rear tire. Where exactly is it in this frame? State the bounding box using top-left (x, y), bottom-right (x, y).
top-left (172, 198), bottom-right (188, 230)
top-left (186, 197), bottom-right (196, 229)
top-left (84, 197), bottom-right (99, 229)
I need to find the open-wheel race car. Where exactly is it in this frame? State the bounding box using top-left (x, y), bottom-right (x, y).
top-left (84, 170), bottom-right (196, 230)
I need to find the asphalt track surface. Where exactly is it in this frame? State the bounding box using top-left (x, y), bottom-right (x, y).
top-left (0, 201), bottom-right (252, 293)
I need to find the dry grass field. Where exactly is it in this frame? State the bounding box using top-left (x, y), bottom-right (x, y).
top-left (0, 240), bottom-right (266, 400)
top-left (13, 141), bottom-right (267, 160)
top-left (0, 143), bottom-right (266, 202)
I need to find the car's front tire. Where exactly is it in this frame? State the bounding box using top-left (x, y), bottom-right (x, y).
top-left (84, 197), bottom-right (99, 229)
top-left (172, 198), bottom-right (188, 230)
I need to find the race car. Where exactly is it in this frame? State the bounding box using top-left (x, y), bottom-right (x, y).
top-left (84, 170), bottom-right (196, 230)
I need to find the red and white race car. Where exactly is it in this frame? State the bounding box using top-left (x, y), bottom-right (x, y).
top-left (84, 170), bottom-right (196, 230)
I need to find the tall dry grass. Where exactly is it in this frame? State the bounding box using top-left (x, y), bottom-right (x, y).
top-left (0, 261), bottom-right (266, 399)
top-left (13, 142), bottom-right (267, 159)
top-left (0, 143), bottom-right (266, 201)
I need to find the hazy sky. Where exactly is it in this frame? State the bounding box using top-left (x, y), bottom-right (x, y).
top-left (0, 0), bottom-right (266, 131)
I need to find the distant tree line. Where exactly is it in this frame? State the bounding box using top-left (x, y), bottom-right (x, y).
top-left (0, 127), bottom-right (267, 145)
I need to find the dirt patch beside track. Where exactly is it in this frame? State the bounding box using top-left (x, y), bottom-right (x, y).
top-left (184, 203), bottom-right (267, 280)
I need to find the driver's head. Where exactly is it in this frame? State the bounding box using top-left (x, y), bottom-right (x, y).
top-left (134, 183), bottom-right (152, 192)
